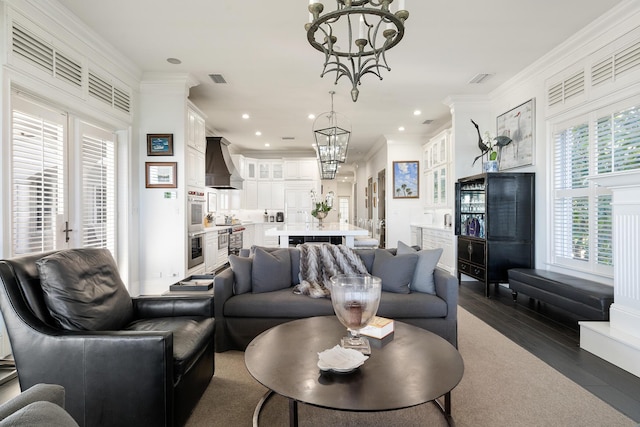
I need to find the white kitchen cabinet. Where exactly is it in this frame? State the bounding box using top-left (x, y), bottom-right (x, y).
top-left (257, 181), bottom-right (285, 210)
top-left (244, 180), bottom-right (258, 209)
top-left (242, 224), bottom-right (255, 249)
top-left (205, 232), bottom-right (218, 273)
top-left (245, 159), bottom-right (257, 180)
top-left (423, 128), bottom-right (451, 208)
top-left (258, 160), bottom-right (283, 180)
top-left (284, 158), bottom-right (318, 180)
top-left (187, 106), bottom-right (206, 153)
top-left (186, 146), bottom-right (205, 188)
top-left (421, 226), bottom-right (455, 273)
top-left (284, 182), bottom-right (318, 223)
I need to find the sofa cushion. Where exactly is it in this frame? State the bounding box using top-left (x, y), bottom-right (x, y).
top-left (377, 291), bottom-right (448, 318)
top-left (250, 246), bottom-right (300, 285)
top-left (36, 248), bottom-right (133, 331)
top-left (125, 316), bottom-right (215, 383)
top-left (397, 241), bottom-right (442, 295)
top-left (229, 255), bottom-right (253, 294)
top-left (371, 249), bottom-right (418, 294)
top-left (225, 288), bottom-right (334, 317)
top-left (252, 247), bottom-right (292, 293)
top-left (354, 249), bottom-right (376, 273)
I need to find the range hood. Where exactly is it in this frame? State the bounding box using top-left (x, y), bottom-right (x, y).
top-left (205, 136), bottom-right (244, 190)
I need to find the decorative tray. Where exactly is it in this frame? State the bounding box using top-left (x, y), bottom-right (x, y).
top-left (169, 275), bottom-right (214, 291)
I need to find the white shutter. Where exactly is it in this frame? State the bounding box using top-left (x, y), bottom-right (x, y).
top-left (595, 194), bottom-right (613, 267)
top-left (11, 96), bottom-right (66, 255)
top-left (80, 123), bottom-right (117, 253)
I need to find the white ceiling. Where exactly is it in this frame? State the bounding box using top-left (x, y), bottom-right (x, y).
top-left (58, 0), bottom-right (622, 175)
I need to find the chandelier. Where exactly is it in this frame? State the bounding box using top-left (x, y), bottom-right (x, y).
top-left (313, 91), bottom-right (350, 180)
top-left (305, 0), bottom-right (409, 102)
top-left (318, 161), bottom-right (338, 180)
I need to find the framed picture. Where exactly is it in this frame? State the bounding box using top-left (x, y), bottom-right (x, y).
top-left (147, 133), bottom-right (174, 156)
top-left (145, 162), bottom-right (177, 188)
top-left (496, 99), bottom-right (535, 170)
top-left (392, 161), bottom-right (419, 199)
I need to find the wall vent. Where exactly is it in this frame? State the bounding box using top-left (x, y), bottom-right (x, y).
top-left (209, 74), bottom-right (227, 84)
top-left (591, 39), bottom-right (640, 88)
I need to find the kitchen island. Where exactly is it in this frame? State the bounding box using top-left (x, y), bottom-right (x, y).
top-left (264, 222), bottom-right (369, 248)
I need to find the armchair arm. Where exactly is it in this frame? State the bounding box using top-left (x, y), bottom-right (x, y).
top-left (16, 331), bottom-right (174, 427)
top-left (0, 384), bottom-right (65, 419)
top-left (132, 296), bottom-right (213, 318)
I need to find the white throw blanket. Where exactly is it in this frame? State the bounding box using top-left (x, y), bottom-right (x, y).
top-left (293, 243), bottom-right (369, 298)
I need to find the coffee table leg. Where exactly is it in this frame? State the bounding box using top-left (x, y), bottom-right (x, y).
top-left (445, 391), bottom-right (451, 415)
top-left (289, 399), bottom-right (298, 427)
top-left (431, 392), bottom-right (455, 426)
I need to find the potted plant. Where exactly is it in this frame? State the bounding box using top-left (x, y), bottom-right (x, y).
top-left (310, 189), bottom-right (334, 227)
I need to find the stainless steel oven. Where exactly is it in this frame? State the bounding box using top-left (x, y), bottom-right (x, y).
top-left (187, 191), bottom-right (206, 233)
top-left (188, 231), bottom-right (205, 269)
top-left (229, 226), bottom-right (245, 256)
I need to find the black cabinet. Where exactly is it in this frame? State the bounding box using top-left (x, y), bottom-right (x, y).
top-left (455, 172), bottom-right (535, 297)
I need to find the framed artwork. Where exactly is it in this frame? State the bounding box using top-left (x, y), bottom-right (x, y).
top-left (145, 162), bottom-right (177, 188)
top-left (147, 134), bottom-right (174, 156)
top-left (496, 99), bottom-right (535, 170)
top-left (392, 161), bottom-right (419, 199)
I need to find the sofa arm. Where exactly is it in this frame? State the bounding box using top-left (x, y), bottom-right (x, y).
top-left (434, 267), bottom-right (458, 319)
top-left (132, 296), bottom-right (214, 318)
top-left (214, 268), bottom-right (234, 319)
top-left (0, 384), bottom-right (65, 420)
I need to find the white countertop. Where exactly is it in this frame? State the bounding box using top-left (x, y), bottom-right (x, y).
top-left (411, 223), bottom-right (454, 231)
top-left (265, 222), bottom-right (369, 236)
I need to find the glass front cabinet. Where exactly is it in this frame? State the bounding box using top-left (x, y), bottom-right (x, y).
top-left (455, 172), bottom-right (535, 297)
top-left (423, 129), bottom-right (451, 207)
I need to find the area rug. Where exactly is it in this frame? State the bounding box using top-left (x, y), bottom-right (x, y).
top-left (186, 308), bottom-right (635, 426)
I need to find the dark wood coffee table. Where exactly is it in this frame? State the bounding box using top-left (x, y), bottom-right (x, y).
top-left (244, 316), bottom-right (464, 426)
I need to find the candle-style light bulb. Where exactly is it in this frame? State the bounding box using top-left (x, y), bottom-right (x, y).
top-left (358, 15), bottom-right (365, 39)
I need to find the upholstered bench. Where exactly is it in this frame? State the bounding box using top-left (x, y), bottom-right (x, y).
top-left (508, 268), bottom-right (614, 321)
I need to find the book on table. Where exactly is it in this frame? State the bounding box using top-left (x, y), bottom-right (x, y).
top-left (359, 316), bottom-right (394, 339)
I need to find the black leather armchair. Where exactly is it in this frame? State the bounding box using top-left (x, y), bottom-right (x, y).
top-left (0, 249), bottom-right (215, 427)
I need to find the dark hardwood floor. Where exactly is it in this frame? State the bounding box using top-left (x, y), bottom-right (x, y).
top-left (459, 280), bottom-right (640, 423)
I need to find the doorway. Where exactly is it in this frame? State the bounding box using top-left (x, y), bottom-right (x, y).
top-left (377, 169), bottom-right (386, 248)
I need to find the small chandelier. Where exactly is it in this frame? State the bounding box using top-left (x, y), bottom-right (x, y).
top-left (318, 160), bottom-right (338, 180)
top-left (305, 0), bottom-right (409, 102)
top-left (313, 91), bottom-right (350, 173)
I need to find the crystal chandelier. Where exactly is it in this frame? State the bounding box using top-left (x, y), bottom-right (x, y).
top-left (305, 0), bottom-right (409, 102)
top-left (313, 91), bottom-right (350, 180)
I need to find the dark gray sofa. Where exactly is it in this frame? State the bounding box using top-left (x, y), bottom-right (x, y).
top-left (214, 246), bottom-right (458, 351)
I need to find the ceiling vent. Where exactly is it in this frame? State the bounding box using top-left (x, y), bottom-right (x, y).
top-left (468, 73), bottom-right (493, 84)
top-left (422, 119), bottom-right (434, 125)
top-left (209, 74), bottom-right (227, 84)
top-left (281, 136), bottom-right (296, 140)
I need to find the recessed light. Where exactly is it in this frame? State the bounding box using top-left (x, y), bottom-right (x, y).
top-left (255, 131), bottom-right (262, 136)
top-left (308, 114), bottom-right (316, 119)
top-left (398, 126), bottom-right (405, 131)
top-left (166, 57), bottom-right (181, 65)
top-left (413, 110), bottom-right (421, 116)
top-left (265, 143), bottom-right (270, 147)
top-left (242, 114), bottom-right (250, 119)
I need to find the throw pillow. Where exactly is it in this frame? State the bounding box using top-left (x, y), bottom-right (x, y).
top-left (397, 240), bottom-right (443, 294)
top-left (229, 254), bottom-right (253, 294)
top-left (371, 249), bottom-right (418, 294)
top-left (251, 247), bottom-right (292, 293)
top-left (36, 248), bottom-right (133, 331)
top-left (251, 245), bottom-right (300, 285)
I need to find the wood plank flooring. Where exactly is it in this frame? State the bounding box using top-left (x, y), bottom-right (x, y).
top-left (459, 280), bottom-right (640, 423)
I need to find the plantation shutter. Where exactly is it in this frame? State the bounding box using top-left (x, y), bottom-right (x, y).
top-left (80, 123), bottom-right (116, 253)
top-left (553, 122), bottom-right (590, 263)
top-left (11, 95), bottom-right (67, 255)
top-left (596, 105), bottom-right (640, 173)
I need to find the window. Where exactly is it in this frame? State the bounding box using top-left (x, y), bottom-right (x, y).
top-left (10, 93), bottom-right (117, 256)
top-left (552, 102), bottom-right (640, 275)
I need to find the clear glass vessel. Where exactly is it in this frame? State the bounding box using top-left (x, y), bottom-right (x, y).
top-left (330, 274), bottom-right (382, 354)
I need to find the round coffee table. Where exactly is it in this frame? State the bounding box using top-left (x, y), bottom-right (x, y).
top-left (245, 316), bottom-right (464, 426)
